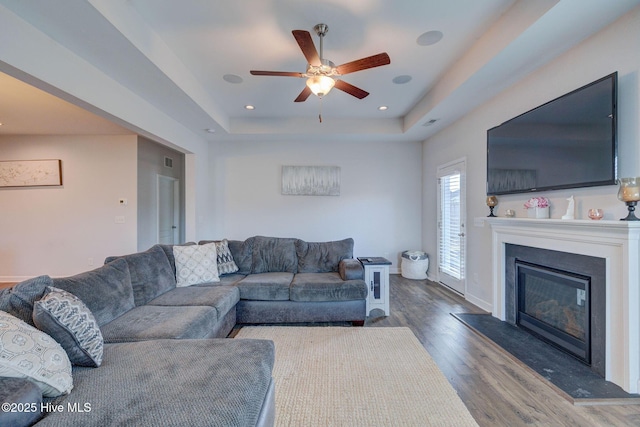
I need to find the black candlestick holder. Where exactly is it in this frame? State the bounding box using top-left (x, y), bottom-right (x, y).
top-left (621, 201), bottom-right (640, 221)
top-left (488, 206), bottom-right (497, 217)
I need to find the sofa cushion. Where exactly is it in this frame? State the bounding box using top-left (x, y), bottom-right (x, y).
top-left (236, 273), bottom-right (293, 301)
top-left (290, 273), bottom-right (368, 302)
top-left (36, 339), bottom-right (274, 427)
top-left (173, 243), bottom-right (220, 287)
top-left (52, 259), bottom-right (134, 327)
top-left (32, 287), bottom-right (104, 368)
top-left (147, 286), bottom-right (239, 321)
top-left (0, 311), bottom-right (73, 397)
top-left (216, 273), bottom-right (246, 286)
top-left (0, 275), bottom-right (52, 327)
top-left (104, 245), bottom-right (176, 306)
top-left (295, 238), bottom-right (354, 273)
top-left (251, 236), bottom-right (298, 274)
top-left (100, 305), bottom-right (218, 343)
top-left (226, 238), bottom-right (254, 275)
top-left (0, 377), bottom-right (43, 427)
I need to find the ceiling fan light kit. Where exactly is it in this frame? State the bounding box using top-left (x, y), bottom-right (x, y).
top-left (306, 75), bottom-right (335, 97)
top-left (250, 23), bottom-right (390, 106)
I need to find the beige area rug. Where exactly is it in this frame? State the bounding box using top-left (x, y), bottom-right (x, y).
top-left (235, 326), bottom-right (478, 427)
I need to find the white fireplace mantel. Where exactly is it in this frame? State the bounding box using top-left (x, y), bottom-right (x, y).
top-left (486, 217), bottom-right (640, 393)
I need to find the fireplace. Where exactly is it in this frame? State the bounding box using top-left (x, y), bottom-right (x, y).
top-left (487, 217), bottom-right (640, 393)
top-left (505, 244), bottom-right (605, 377)
top-left (515, 260), bottom-right (590, 364)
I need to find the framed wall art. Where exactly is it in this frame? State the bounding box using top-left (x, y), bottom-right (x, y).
top-left (281, 165), bottom-right (340, 196)
top-left (0, 159), bottom-right (62, 188)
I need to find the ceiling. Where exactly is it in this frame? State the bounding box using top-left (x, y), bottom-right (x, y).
top-left (0, 0), bottom-right (638, 144)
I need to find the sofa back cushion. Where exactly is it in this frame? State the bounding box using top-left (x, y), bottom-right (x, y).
top-left (295, 238), bottom-right (355, 273)
top-left (52, 258), bottom-right (134, 326)
top-left (250, 236), bottom-right (298, 274)
top-left (226, 238), bottom-right (254, 275)
top-left (105, 245), bottom-right (176, 306)
top-left (0, 275), bottom-right (52, 326)
top-left (157, 242), bottom-right (197, 275)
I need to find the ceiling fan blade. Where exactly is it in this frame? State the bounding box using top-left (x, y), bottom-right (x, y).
top-left (250, 70), bottom-right (304, 77)
top-left (294, 86), bottom-right (312, 102)
top-left (292, 30), bottom-right (321, 67)
top-left (336, 53), bottom-right (391, 75)
top-left (334, 80), bottom-right (369, 99)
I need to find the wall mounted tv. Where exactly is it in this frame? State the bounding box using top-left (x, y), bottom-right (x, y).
top-left (486, 72), bottom-right (617, 195)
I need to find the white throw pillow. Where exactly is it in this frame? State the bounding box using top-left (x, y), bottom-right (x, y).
top-left (173, 243), bottom-right (220, 287)
top-left (0, 310), bottom-right (73, 397)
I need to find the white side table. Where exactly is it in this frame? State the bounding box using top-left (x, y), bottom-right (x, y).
top-left (358, 257), bottom-right (391, 316)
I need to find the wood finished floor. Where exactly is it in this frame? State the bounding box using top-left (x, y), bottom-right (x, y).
top-left (365, 275), bottom-right (640, 427)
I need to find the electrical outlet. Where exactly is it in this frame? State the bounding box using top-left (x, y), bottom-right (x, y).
top-left (115, 215), bottom-right (125, 224)
top-left (88, 257), bottom-right (94, 267)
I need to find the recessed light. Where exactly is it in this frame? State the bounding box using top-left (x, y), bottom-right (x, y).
top-left (223, 74), bottom-right (243, 84)
top-left (392, 75), bottom-right (412, 85)
top-left (245, 105), bottom-right (255, 110)
top-left (205, 128), bottom-right (216, 133)
top-left (417, 30), bottom-right (443, 46)
top-left (378, 106), bottom-right (388, 111)
top-left (423, 119), bottom-right (439, 127)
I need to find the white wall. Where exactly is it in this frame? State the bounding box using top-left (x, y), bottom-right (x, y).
top-left (208, 139), bottom-right (423, 271)
top-left (422, 7), bottom-right (640, 311)
top-left (0, 135), bottom-right (138, 280)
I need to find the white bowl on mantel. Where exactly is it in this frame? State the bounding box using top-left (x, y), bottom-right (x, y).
top-left (527, 207), bottom-right (549, 219)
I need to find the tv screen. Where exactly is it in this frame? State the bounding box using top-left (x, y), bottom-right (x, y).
top-left (487, 72), bottom-right (617, 195)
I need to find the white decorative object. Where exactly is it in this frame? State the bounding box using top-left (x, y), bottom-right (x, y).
top-left (561, 196), bottom-right (575, 220)
top-left (524, 196), bottom-right (549, 218)
top-left (526, 207), bottom-right (549, 218)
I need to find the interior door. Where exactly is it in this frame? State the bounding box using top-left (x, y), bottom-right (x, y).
top-left (437, 159), bottom-right (466, 294)
top-left (157, 175), bottom-right (180, 244)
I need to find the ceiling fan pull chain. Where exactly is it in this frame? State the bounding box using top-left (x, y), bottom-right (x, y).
top-left (319, 97), bottom-right (323, 123)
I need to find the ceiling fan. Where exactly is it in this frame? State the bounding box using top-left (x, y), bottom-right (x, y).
top-left (250, 23), bottom-right (391, 102)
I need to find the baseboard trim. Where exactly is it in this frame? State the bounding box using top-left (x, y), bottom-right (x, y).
top-left (0, 276), bottom-right (31, 283)
top-left (464, 293), bottom-right (492, 313)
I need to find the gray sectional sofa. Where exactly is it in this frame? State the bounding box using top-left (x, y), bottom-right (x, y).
top-left (0, 236), bottom-right (367, 426)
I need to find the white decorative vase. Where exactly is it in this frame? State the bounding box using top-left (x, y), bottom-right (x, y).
top-left (527, 207), bottom-right (549, 218)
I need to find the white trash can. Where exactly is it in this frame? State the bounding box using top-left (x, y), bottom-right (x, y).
top-left (401, 250), bottom-right (429, 280)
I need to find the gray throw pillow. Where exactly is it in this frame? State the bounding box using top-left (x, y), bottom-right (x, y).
top-left (0, 276), bottom-right (53, 327)
top-left (33, 287), bottom-right (104, 367)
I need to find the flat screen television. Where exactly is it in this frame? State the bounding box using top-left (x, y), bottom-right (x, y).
top-left (486, 72), bottom-right (617, 195)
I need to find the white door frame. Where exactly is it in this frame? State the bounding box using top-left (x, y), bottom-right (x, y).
top-left (436, 157), bottom-right (467, 295)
